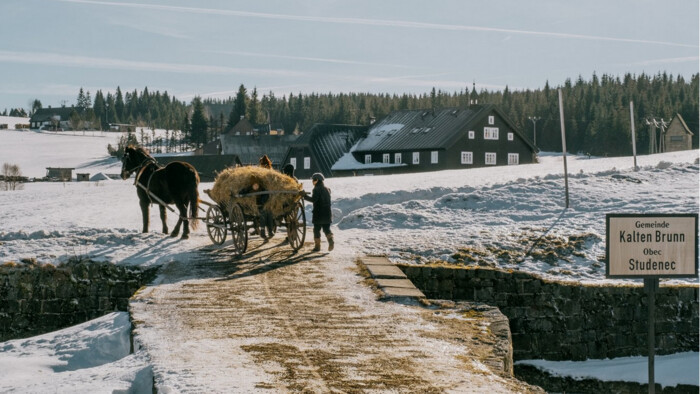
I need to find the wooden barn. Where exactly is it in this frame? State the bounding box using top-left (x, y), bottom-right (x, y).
top-left (45, 167), bottom-right (74, 181)
top-left (332, 105), bottom-right (537, 176)
top-left (663, 113), bottom-right (694, 152)
top-left (282, 124), bottom-right (368, 179)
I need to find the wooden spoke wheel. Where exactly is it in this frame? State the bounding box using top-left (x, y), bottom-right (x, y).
top-left (228, 203), bottom-right (248, 256)
top-left (285, 201), bottom-right (306, 251)
top-left (205, 205), bottom-right (227, 245)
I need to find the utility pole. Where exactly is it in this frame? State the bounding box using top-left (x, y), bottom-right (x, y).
top-left (558, 89), bottom-right (570, 209)
top-left (630, 101), bottom-right (638, 170)
top-left (528, 116), bottom-right (540, 146)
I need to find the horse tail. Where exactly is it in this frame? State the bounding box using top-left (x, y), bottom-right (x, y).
top-left (189, 186), bottom-right (200, 231)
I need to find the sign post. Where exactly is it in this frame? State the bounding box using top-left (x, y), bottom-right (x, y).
top-left (606, 213), bottom-right (698, 394)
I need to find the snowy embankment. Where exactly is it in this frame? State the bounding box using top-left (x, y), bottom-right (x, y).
top-left (0, 312), bottom-right (153, 393)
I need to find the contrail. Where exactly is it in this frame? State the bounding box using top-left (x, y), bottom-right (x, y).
top-left (58, 0), bottom-right (697, 48)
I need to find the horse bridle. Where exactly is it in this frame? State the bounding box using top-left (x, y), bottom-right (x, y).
top-left (122, 153), bottom-right (158, 177)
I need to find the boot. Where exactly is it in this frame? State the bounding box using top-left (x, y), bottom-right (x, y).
top-left (313, 238), bottom-right (321, 252)
top-left (327, 234), bottom-right (334, 252)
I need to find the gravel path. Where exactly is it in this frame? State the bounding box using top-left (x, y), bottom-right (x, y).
top-left (130, 232), bottom-right (541, 393)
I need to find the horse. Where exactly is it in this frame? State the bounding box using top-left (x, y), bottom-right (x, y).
top-left (120, 146), bottom-right (200, 239)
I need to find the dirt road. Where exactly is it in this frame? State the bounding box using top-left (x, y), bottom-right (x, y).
top-left (130, 232), bottom-right (541, 393)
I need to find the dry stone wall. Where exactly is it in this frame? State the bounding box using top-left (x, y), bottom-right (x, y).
top-left (399, 264), bottom-right (699, 361)
top-left (0, 259), bottom-right (158, 341)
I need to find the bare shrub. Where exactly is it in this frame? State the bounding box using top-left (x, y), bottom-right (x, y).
top-left (2, 163), bottom-right (22, 191)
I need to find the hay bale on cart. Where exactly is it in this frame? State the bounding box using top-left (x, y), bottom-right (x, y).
top-left (204, 166), bottom-right (307, 256)
top-left (208, 166), bottom-right (303, 217)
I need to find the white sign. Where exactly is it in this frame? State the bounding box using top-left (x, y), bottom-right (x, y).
top-left (606, 214), bottom-right (698, 278)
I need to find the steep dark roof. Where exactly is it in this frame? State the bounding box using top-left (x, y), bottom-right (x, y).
top-left (30, 107), bottom-right (83, 123)
top-left (292, 124), bottom-right (368, 176)
top-left (668, 113), bottom-right (694, 136)
top-left (221, 134), bottom-right (299, 166)
top-left (353, 105), bottom-right (536, 152)
top-left (225, 117), bottom-right (274, 135)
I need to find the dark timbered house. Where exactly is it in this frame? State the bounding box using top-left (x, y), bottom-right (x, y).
top-left (282, 124), bottom-right (368, 179)
top-left (332, 105), bottom-right (537, 176)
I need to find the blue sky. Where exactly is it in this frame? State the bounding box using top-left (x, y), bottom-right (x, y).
top-left (0, 0), bottom-right (698, 111)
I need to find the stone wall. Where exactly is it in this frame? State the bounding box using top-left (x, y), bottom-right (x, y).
top-left (0, 259), bottom-right (159, 341)
top-left (399, 264), bottom-right (699, 361)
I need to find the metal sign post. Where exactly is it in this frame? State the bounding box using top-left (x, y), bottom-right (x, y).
top-left (606, 213), bottom-right (698, 394)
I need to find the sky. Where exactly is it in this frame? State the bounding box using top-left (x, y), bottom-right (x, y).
top-left (0, 0), bottom-right (698, 111)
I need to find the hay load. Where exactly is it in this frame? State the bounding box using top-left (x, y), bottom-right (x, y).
top-left (207, 166), bottom-right (303, 217)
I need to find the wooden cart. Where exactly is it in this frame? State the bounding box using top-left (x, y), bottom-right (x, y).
top-left (203, 189), bottom-right (306, 257)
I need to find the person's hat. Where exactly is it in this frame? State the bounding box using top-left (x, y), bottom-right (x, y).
top-left (311, 173), bottom-right (324, 182)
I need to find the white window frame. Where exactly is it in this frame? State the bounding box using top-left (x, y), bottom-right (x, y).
top-left (488, 115), bottom-right (495, 125)
top-left (289, 158), bottom-right (297, 169)
top-left (468, 130), bottom-right (475, 139)
top-left (394, 153), bottom-right (402, 164)
top-left (485, 152), bottom-right (497, 165)
top-left (508, 153), bottom-right (519, 165)
top-left (484, 127), bottom-right (499, 140)
top-left (507, 132), bottom-right (514, 141)
top-left (461, 151), bottom-right (473, 164)
top-left (431, 151), bottom-right (438, 164)
top-left (303, 157), bottom-right (311, 169)
top-left (383, 153), bottom-right (390, 163)
top-left (412, 152), bottom-right (420, 164)
top-left (365, 154), bottom-right (372, 164)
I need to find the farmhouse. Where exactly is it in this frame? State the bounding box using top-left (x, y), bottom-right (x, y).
top-left (282, 124), bottom-right (368, 179)
top-left (30, 107), bottom-right (83, 130)
top-left (663, 113), bottom-right (694, 152)
top-left (332, 105), bottom-right (537, 176)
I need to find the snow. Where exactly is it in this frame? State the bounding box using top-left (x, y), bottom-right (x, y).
top-left (0, 129), bottom-right (123, 179)
top-left (0, 129), bottom-right (698, 391)
top-left (0, 312), bottom-right (153, 393)
top-left (0, 116), bottom-right (30, 130)
top-left (516, 352), bottom-right (700, 388)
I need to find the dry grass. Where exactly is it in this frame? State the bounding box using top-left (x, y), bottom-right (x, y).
top-left (207, 166), bottom-right (302, 217)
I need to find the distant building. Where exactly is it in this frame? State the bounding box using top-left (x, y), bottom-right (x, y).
top-left (332, 105), bottom-right (538, 176)
top-left (195, 140), bottom-right (222, 156)
top-left (46, 167), bottom-right (74, 181)
top-left (663, 114), bottom-right (694, 152)
top-left (220, 134), bottom-right (299, 168)
top-left (76, 173), bottom-right (90, 182)
top-left (30, 107), bottom-right (83, 130)
top-left (226, 117), bottom-right (283, 136)
top-left (108, 123), bottom-right (136, 133)
top-left (282, 124), bottom-right (368, 179)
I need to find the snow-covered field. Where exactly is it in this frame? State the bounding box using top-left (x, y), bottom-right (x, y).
top-left (0, 116), bottom-right (30, 130)
top-left (1, 127), bottom-right (697, 285)
top-left (0, 127), bottom-right (698, 391)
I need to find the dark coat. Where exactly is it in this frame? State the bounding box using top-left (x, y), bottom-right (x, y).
top-left (304, 181), bottom-right (332, 224)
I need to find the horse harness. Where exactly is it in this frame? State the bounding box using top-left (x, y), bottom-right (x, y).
top-left (130, 157), bottom-right (162, 206)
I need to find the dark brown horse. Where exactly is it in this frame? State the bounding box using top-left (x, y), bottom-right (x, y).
top-left (120, 146), bottom-right (199, 239)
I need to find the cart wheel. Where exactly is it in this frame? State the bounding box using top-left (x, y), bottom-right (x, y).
top-left (286, 201), bottom-right (306, 251)
top-left (205, 205), bottom-right (227, 245)
top-left (229, 204), bottom-right (248, 256)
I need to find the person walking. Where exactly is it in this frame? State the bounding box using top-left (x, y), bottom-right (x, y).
top-left (301, 173), bottom-right (333, 252)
